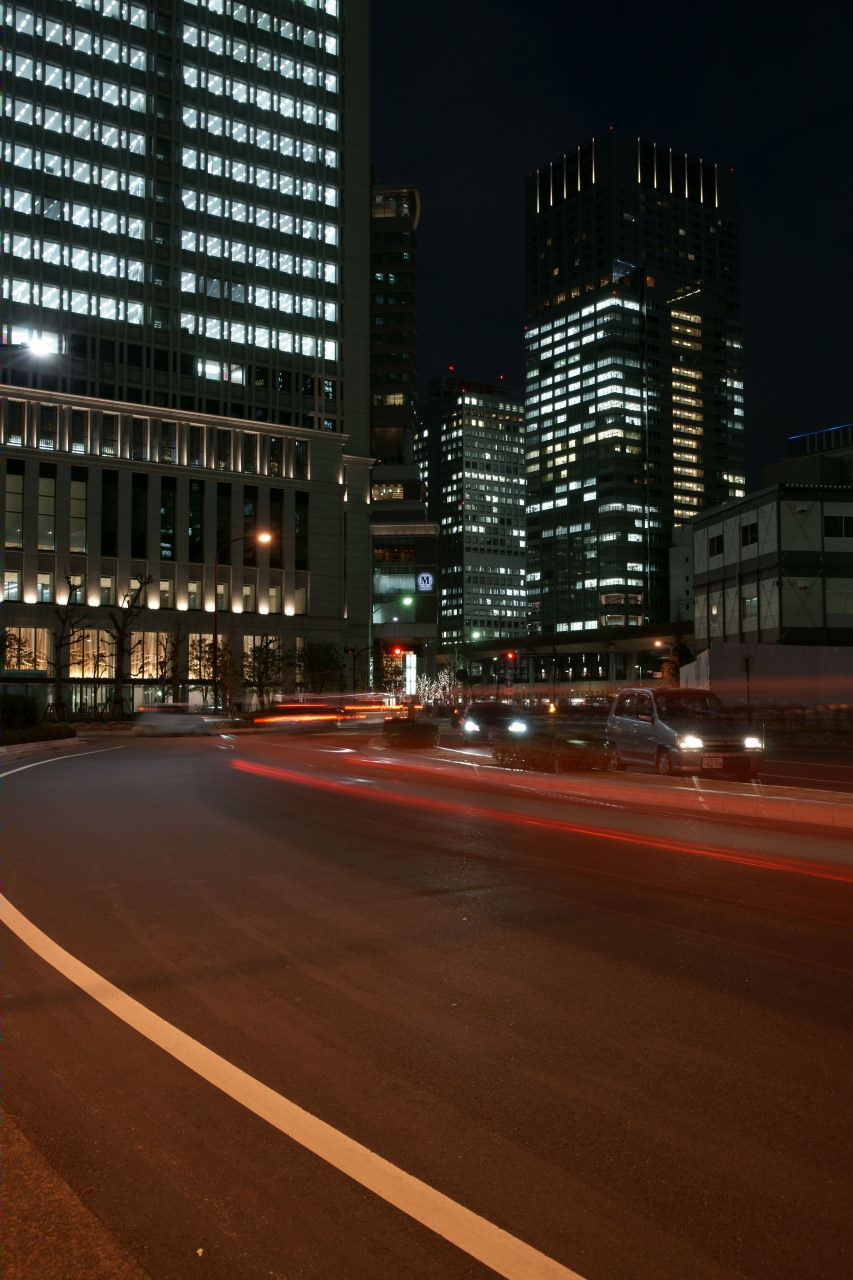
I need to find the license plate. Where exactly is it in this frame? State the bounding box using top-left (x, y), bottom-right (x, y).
top-left (702, 755), bottom-right (724, 769)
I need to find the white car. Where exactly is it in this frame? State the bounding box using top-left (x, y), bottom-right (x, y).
top-left (132, 704), bottom-right (226, 736)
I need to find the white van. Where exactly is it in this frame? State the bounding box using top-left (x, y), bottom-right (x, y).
top-left (604, 688), bottom-right (763, 779)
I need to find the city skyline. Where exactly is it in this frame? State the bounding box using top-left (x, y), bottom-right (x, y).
top-left (370, 0), bottom-right (850, 487)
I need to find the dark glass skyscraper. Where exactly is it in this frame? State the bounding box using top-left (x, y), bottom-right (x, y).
top-left (368, 183), bottom-right (438, 691)
top-left (524, 131), bottom-right (745, 636)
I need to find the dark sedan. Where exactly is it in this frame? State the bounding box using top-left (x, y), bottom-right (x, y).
top-left (492, 715), bottom-right (608, 772)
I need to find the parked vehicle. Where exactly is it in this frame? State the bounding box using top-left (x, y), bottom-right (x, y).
top-left (604, 687), bottom-right (763, 779)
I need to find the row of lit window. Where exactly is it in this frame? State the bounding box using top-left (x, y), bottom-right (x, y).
top-left (181, 63), bottom-right (337, 131)
top-left (8, 98), bottom-right (338, 177)
top-left (182, 0), bottom-right (340, 24)
top-left (1, 619), bottom-right (312, 680)
top-left (10, 133), bottom-right (144, 179)
top-left (9, 231), bottom-right (335, 295)
top-left (181, 194), bottom-right (338, 247)
top-left (8, 187), bottom-right (339, 263)
top-left (11, 3), bottom-right (146, 34)
top-left (2, 573), bottom-right (296, 617)
top-left (4, 278), bottom-right (339, 359)
top-left (180, 161), bottom-right (336, 212)
top-left (179, 314), bottom-right (337, 358)
top-left (8, 65), bottom-right (337, 142)
top-left (12, 7), bottom-right (337, 64)
top-left (179, 273), bottom-right (336, 323)
top-left (182, 25), bottom-right (337, 93)
top-left (10, 50), bottom-right (144, 88)
top-left (183, 113), bottom-right (337, 169)
top-left (177, 233), bottom-right (336, 282)
top-left (9, 238), bottom-right (330, 323)
top-left (8, 137), bottom-right (337, 215)
top-left (526, 295), bottom-right (642, 342)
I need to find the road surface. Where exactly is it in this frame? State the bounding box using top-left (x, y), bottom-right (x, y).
top-left (4, 731), bottom-right (852, 1280)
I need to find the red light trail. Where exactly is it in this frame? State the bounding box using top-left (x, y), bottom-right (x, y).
top-left (230, 758), bottom-right (853, 884)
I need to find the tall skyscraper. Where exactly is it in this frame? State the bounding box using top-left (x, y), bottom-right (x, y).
top-left (524, 130), bottom-right (746, 636)
top-left (3, 0), bottom-right (368, 428)
top-left (368, 183), bottom-right (438, 692)
top-left (418, 374), bottom-right (525, 653)
top-left (1, 0), bottom-right (372, 711)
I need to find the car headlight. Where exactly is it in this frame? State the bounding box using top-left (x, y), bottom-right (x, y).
top-left (743, 736), bottom-right (763, 750)
top-left (678, 734), bottom-right (704, 750)
top-left (508, 719), bottom-right (528, 735)
top-left (462, 719), bottom-right (479, 733)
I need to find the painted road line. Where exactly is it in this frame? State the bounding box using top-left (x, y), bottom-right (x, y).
top-left (0, 745), bottom-right (126, 776)
top-left (1, 895), bottom-right (586, 1280)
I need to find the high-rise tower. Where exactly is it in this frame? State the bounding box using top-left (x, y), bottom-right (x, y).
top-left (3, 0), bottom-right (368, 432)
top-left (524, 131), bottom-right (745, 636)
top-left (1, 1), bottom-right (372, 712)
top-left (367, 183), bottom-right (437, 691)
top-left (418, 374), bottom-right (525, 652)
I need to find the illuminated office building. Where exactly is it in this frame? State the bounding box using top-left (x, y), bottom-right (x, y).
top-left (525, 130), bottom-right (746, 635)
top-left (1, 0), bottom-right (372, 710)
top-left (418, 374), bottom-right (525, 651)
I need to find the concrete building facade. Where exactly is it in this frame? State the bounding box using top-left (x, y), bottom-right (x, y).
top-left (2, 0), bottom-right (372, 710)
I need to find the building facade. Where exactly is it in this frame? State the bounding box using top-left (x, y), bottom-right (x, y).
top-left (692, 482), bottom-right (853, 649)
top-left (368, 182), bottom-right (438, 693)
top-left (417, 374), bottom-right (525, 656)
top-left (524, 130), bottom-right (746, 636)
top-left (2, 0), bottom-right (372, 709)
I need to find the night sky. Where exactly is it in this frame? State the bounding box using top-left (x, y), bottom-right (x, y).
top-left (370, 0), bottom-right (851, 488)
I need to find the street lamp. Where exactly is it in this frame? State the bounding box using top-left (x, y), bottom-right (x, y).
top-left (212, 531), bottom-right (271, 710)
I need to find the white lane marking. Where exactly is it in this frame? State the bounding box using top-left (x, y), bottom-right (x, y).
top-left (1, 895), bottom-right (586, 1280)
top-left (0, 745), bottom-right (126, 777)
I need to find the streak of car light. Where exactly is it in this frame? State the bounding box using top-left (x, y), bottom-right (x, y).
top-left (230, 758), bottom-right (853, 884)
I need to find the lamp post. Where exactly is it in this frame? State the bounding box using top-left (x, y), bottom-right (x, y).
top-left (212, 531), bottom-right (270, 710)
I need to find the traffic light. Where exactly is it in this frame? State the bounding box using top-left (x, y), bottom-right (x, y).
top-left (505, 651), bottom-right (515, 661)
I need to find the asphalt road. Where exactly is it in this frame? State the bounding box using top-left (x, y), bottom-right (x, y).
top-left (4, 732), bottom-right (852, 1280)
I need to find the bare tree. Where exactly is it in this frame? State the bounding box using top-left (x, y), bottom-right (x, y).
top-left (156, 617), bottom-right (188, 703)
top-left (188, 633), bottom-right (214, 705)
top-left (105, 575), bottom-right (152, 718)
top-left (243, 635), bottom-right (285, 709)
top-left (284, 640), bottom-right (345, 694)
top-left (216, 633), bottom-right (243, 711)
top-left (48, 575), bottom-right (89, 719)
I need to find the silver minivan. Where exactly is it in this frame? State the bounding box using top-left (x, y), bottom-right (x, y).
top-left (604, 687), bottom-right (763, 778)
